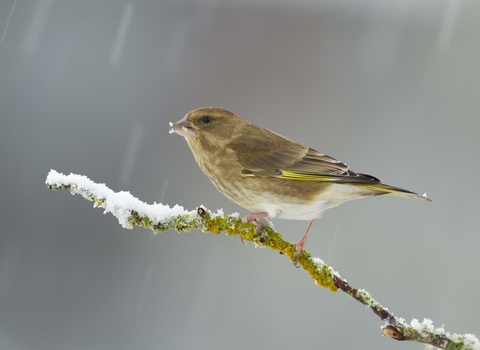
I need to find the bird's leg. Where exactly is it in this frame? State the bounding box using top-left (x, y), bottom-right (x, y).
top-left (291, 219), bottom-right (317, 264)
top-left (244, 212), bottom-right (269, 235)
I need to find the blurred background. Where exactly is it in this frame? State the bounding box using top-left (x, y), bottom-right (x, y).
top-left (1, 0), bottom-right (479, 349)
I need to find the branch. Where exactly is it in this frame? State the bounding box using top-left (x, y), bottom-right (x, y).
top-left (45, 170), bottom-right (479, 350)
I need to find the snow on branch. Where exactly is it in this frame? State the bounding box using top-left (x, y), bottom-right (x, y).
top-left (45, 169), bottom-right (479, 350)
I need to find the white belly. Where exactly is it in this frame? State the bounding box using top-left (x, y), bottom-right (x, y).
top-left (248, 183), bottom-right (373, 221)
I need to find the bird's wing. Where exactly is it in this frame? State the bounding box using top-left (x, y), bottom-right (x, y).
top-left (228, 126), bottom-right (380, 184)
top-left (244, 147), bottom-right (381, 184)
top-left (227, 125), bottom-right (431, 201)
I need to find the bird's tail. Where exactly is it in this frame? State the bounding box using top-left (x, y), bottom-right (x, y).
top-left (355, 183), bottom-right (432, 202)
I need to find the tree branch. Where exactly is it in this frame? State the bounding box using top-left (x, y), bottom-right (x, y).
top-left (45, 169), bottom-right (479, 350)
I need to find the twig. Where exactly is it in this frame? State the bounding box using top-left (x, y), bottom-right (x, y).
top-left (45, 169), bottom-right (479, 350)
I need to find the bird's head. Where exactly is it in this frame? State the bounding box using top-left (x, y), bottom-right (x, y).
top-left (169, 107), bottom-right (247, 144)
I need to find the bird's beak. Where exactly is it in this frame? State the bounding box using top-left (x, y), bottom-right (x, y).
top-left (169, 117), bottom-right (196, 138)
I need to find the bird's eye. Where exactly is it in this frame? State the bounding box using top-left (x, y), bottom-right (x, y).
top-left (202, 116), bottom-right (211, 124)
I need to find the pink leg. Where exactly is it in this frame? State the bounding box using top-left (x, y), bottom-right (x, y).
top-left (245, 212), bottom-right (269, 234)
top-left (292, 219), bottom-right (317, 258)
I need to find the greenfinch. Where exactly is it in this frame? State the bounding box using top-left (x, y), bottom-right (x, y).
top-left (170, 107), bottom-right (431, 261)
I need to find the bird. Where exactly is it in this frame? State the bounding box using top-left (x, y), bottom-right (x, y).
top-left (169, 107), bottom-right (431, 263)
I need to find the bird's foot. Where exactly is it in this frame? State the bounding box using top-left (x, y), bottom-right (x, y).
top-left (244, 212), bottom-right (269, 236)
top-left (241, 212), bottom-right (269, 244)
top-left (290, 237), bottom-right (308, 268)
top-left (289, 219), bottom-right (317, 267)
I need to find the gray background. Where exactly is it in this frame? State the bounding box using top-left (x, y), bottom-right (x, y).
top-left (1, 0), bottom-right (479, 349)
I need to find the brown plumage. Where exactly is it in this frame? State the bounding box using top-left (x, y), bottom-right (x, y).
top-left (170, 107), bottom-right (431, 263)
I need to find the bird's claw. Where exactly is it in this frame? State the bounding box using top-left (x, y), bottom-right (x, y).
top-left (244, 212), bottom-right (268, 237)
top-left (239, 214), bottom-right (265, 245)
top-left (291, 241), bottom-right (304, 267)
